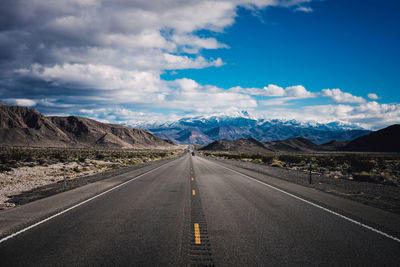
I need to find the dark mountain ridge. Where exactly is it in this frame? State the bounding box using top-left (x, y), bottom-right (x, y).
top-left (200, 125), bottom-right (400, 152)
top-left (343, 124), bottom-right (400, 152)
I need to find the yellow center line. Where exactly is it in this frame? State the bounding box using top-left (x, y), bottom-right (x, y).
top-left (192, 189), bottom-right (196, 196)
top-left (194, 223), bottom-right (201, 244)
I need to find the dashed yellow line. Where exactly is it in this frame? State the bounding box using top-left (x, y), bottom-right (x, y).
top-left (192, 189), bottom-right (196, 196)
top-left (194, 223), bottom-right (201, 244)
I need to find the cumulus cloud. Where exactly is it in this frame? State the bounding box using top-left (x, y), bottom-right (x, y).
top-left (230, 84), bottom-right (315, 106)
top-left (78, 107), bottom-right (179, 126)
top-left (0, 0), bottom-right (309, 74)
top-left (230, 84), bottom-right (284, 96)
top-left (165, 78), bottom-right (258, 112)
top-left (9, 0), bottom-right (396, 130)
top-left (2, 98), bottom-right (37, 107)
top-left (255, 101), bottom-right (400, 130)
top-left (0, 0), bottom-right (314, 118)
top-left (368, 93), bottom-right (379, 100)
top-left (322, 88), bottom-right (366, 104)
top-left (16, 63), bottom-right (163, 92)
top-left (171, 34), bottom-right (228, 54)
top-left (285, 85), bottom-right (314, 97)
top-left (262, 84), bottom-right (286, 96)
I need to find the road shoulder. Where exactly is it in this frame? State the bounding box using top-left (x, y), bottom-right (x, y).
top-left (0, 157), bottom-right (178, 239)
top-left (200, 156), bottom-right (400, 238)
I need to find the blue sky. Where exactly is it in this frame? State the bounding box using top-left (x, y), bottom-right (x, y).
top-left (0, 0), bottom-right (399, 129)
top-left (165, 0), bottom-right (399, 100)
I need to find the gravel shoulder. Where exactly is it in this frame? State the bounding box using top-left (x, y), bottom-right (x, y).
top-left (0, 156), bottom-right (179, 209)
top-left (203, 155), bottom-right (400, 215)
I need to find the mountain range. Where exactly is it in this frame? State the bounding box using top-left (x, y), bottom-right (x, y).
top-left (138, 112), bottom-right (371, 145)
top-left (0, 103), bottom-right (174, 149)
top-left (200, 124), bottom-right (400, 153)
top-left (1, 104), bottom-right (398, 152)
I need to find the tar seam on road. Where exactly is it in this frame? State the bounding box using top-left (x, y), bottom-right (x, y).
top-left (189, 156), bottom-right (214, 266)
top-left (208, 158), bottom-right (400, 244)
top-left (0, 159), bottom-right (176, 244)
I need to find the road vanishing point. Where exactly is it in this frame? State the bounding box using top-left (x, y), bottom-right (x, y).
top-left (0, 153), bottom-right (399, 266)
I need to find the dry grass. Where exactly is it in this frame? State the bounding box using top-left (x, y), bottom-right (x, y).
top-left (199, 151), bottom-right (400, 186)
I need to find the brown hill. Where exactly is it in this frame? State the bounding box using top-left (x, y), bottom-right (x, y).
top-left (0, 103), bottom-right (174, 149)
top-left (342, 124), bottom-right (400, 152)
top-left (201, 137), bottom-right (329, 153)
top-left (319, 140), bottom-right (349, 151)
top-left (200, 138), bottom-right (272, 153)
top-left (263, 137), bottom-right (322, 152)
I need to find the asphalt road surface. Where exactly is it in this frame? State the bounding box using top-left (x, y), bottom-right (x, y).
top-left (1, 153), bottom-right (399, 266)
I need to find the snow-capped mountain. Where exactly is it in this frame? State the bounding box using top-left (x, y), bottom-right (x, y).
top-left (135, 114), bottom-right (371, 145)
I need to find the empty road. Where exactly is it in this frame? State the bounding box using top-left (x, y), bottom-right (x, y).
top-left (1, 153), bottom-right (399, 266)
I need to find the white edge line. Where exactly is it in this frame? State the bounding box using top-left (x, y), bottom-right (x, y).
top-left (0, 160), bottom-right (173, 244)
top-left (206, 158), bottom-right (400, 243)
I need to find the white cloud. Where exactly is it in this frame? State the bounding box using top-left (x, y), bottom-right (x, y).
top-left (2, 0), bottom-right (312, 75)
top-left (2, 98), bottom-right (37, 107)
top-left (263, 84), bottom-right (286, 96)
top-left (2, 0), bottom-right (313, 115)
top-left (260, 98), bottom-right (292, 106)
top-left (294, 6), bottom-right (313, 12)
top-left (165, 78), bottom-right (257, 112)
top-left (255, 101), bottom-right (400, 130)
top-left (76, 100), bottom-right (400, 130)
top-left (322, 88), bottom-right (366, 104)
top-left (229, 84), bottom-right (315, 103)
top-left (171, 34), bottom-right (228, 53)
top-left (99, 31), bottom-right (176, 50)
top-left (368, 93), bottom-right (379, 100)
top-left (285, 85), bottom-right (314, 97)
top-left (78, 107), bottom-right (176, 126)
top-left (230, 84), bottom-right (286, 96)
top-left (10, 0), bottom-right (385, 129)
top-left (17, 63), bottom-right (164, 93)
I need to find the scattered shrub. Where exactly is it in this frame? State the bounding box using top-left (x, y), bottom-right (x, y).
top-left (278, 155), bottom-right (303, 164)
top-left (346, 155), bottom-right (375, 173)
top-left (38, 158), bottom-right (47, 165)
top-left (0, 164), bottom-right (12, 172)
top-left (316, 157), bottom-right (336, 168)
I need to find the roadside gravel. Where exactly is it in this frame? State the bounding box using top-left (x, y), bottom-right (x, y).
top-left (0, 157), bottom-right (178, 209)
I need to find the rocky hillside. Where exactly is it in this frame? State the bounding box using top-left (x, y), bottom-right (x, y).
top-left (200, 138), bottom-right (271, 153)
top-left (0, 103), bottom-right (174, 149)
top-left (263, 137), bottom-right (322, 152)
top-left (201, 137), bottom-right (322, 153)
